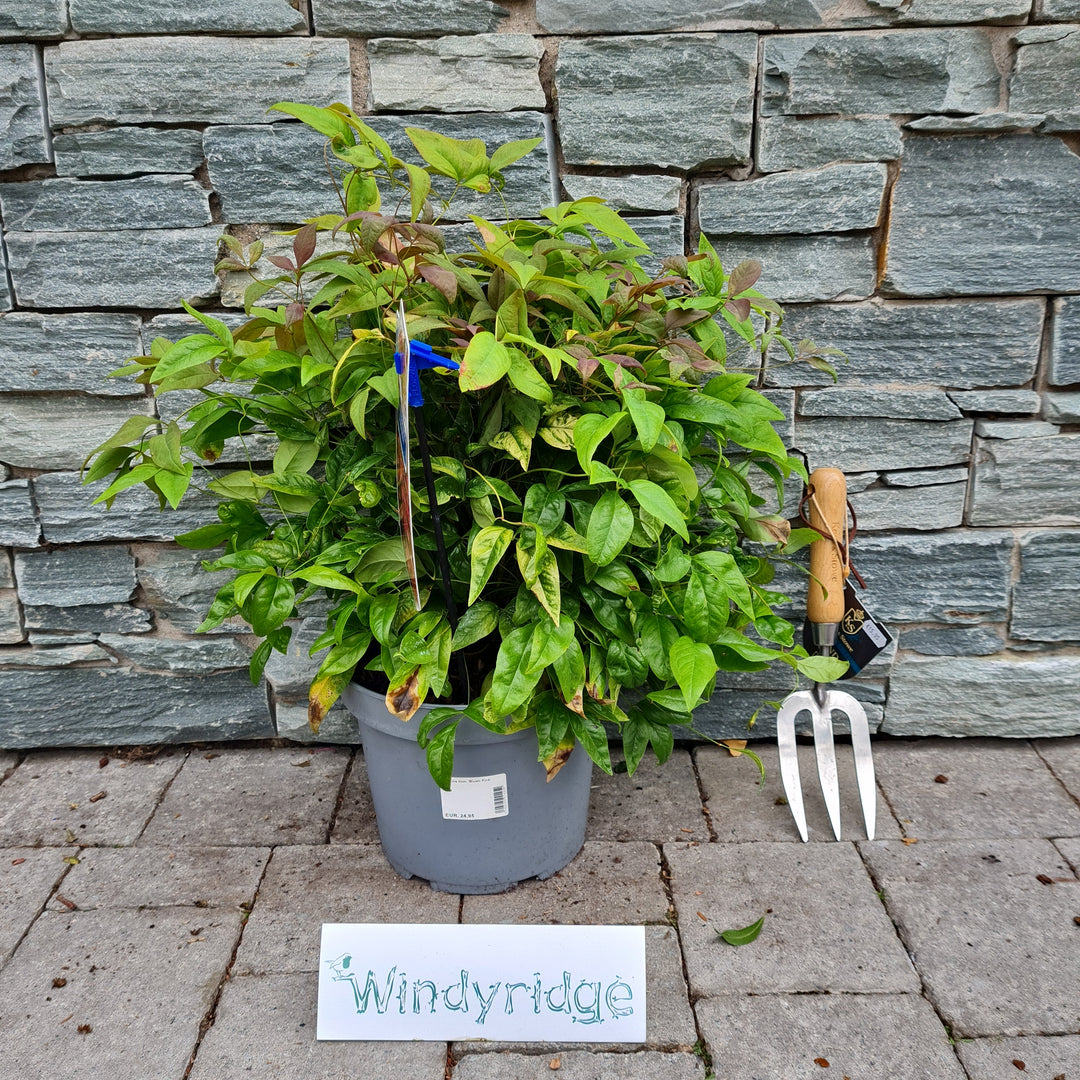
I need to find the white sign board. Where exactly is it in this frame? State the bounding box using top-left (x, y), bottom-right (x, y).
top-left (317, 923), bottom-right (646, 1042)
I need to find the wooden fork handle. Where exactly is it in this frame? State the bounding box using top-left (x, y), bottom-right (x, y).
top-left (807, 467), bottom-right (848, 626)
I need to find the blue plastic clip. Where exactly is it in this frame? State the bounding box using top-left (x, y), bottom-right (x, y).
top-left (394, 339), bottom-right (460, 408)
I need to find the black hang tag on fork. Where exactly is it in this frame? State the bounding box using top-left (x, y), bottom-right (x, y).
top-left (802, 581), bottom-right (893, 679)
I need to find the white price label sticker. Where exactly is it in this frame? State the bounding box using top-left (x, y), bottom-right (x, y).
top-left (440, 773), bottom-right (508, 821)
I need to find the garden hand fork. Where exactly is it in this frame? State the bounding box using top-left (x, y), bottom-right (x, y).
top-left (776, 468), bottom-right (876, 842)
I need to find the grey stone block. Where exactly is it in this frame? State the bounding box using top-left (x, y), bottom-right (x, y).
top-left (1039, 0), bottom-right (1080, 15)
top-left (0, 847), bottom-right (70, 965)
top-left (698, 993), bottom-right (966, 1080)
top-left (232, 843), bottom-right (458, 976)
top-left (905, 112), bottom-right (1046, 132)
top-left (799, 388), bottom-right (961, 420)
top-left (22, 603), bottom-right (151, 635)
top-left (0, 313), bottom-right (143, 396)
top-left (69, 0), bottom-right (305, 34)
top-left (140, 746), bottom-right (350, 847)
top-left (0, 480), bottom-right (40, 547)
top-left (969, 434), bottom-right (1080, 526)
top-left (135, 545), bottom-right (242, 634)
top-left (0, 0), bottom-right (67, 38)
top-left (709, 233), bottom-right (877, 304)
top-left (776, 298), bottom-right (1045, 389)
top-left (15, 545), bottom-right (135, 607)
top-left (848, 481), bottom-right (967, 532)
top-left (696, 742), bottom-right (901, 843)
top-left (885, 655), bottom-right (1080, 736)
top-left (975, 419), bottom-right (1058, 439)
top-left (762, 29), bottom-right (1000, 116)
top-left (456, 1051), bottom-right (704, 1080)
top-left (0, 907), bottom-right (242, 1079)
top-left (0, 552), bottom-right (11, 589)
top-left (1012, 531), bottom-right (1080, 642)
top-left (853, 532), bottom-right (1013, 625)
top-left (1050, 296), bottom-right (1080, 386)
top-left (957, 1036), bottom-right (1080, 1079)
top-left (63, 846), bottom-right (269, 910)
top-left (883, 465), bottom-right (970, 486)
top-left (699, 163), bottom-right (887, 236)
top-left (0, 667), bottom-right (273, 748)
top-left (45, 37), bottom-right (350, 126)
top-left (947, 389), bottom-right (1040, 414)
top-left (586, 749), bottom-right (708, 844)
top-left (53, 126), bottom-right (205, 178)
top-left (368, 34), bottom-right (543, 113)
top-left (0, 175), bottom-right (212, 232)
top-left (0, 643), bottom-right (112, 666)
top-left (1010, 24), bottom-right (1080, 118)
top-left (794, 417), bottom-right (973, 472)
top-left (314, 0), bottom-right (506, 35)
top-left (899, 626), bottom-right (1004, 656)
top-left (0, 394), bottom-right (155, 472)
top-left (756, 116), bottom-right (902, 173)
top-left (97, 634), bottom-right (251, 673)
top-left (1044, 391), bottom-right (1080, 423)
top-left (874, 737), bottom-right (1080, 839)
top-left (189, 971), bottom-right (448, 1080)
top-left (667, 842), bottom-right (920, 996)
top-left (0, 591), bottom-right (18, 644)
top-left (0, 43), bottom-right (51, 168)
top-left (462, 842), bottom-right (668, 924)
top-left (692, 686), bottom-right (884, 741)
top-left (35, 471), bottom-right (220, 544)
top-left (556, 34), bottom-right (756, 171)
top-left (264, 618), bottom-right (325, 701)
top-left (275, 701), bottom-right (357, 744)
top-left (621, 214), bottom-right (685, 269)
top-left (884, 136), bottom-right (1080, 297)
top-left (860, 838), bottom-right (1080, 1036)
top-left (561, 174), bottom-right (682, 213)
top-left (6, 227), bottom-right (222, 309)
top-left (895, 0), bottom-right (1029, 20)
top-left (0, 748), bottom-right (184, 845)
top-left (451, 925), bottom-right (696, 1053)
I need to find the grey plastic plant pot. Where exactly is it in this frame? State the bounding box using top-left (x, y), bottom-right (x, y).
top-left (342, 683), bottom-right (593, 895)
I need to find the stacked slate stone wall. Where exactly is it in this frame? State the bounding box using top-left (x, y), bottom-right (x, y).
top-left (0, 0), bottom-right (1078, 746)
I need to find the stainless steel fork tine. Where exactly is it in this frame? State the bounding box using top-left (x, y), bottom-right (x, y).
top-left (811, 695), bottom-right (842, 841)
top-left (777, 691), bottom-right (812, 843)
top-left (848, 698), bottom-right (876, 841)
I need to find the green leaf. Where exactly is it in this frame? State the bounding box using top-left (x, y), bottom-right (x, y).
top-left (506, 349), bottom-right (553, 402)
top-left (290, 565), bottom-right (363, 594)
top-left (243, 575), bottom-right (295, 637)
top-left (490, 624), bottom-right (544, 715)
top-left (181, 299), bottom-right (234, 350)
top-left (451, 601), bottom-right (498, 651)
top-left (154, 462), bottom-right (194, 509)
top-left (82, 414), bottom-right (159, 472)
top-left (587, 491), bottom-right (634, 567)
top-left (627, 479), bottom-right (689, 542)
top-left (669, 637), bottom-right (718, 712)
top-left (151, 335), bottom-right (225, 384)
top-left (637, 613), bottom-right (679, 681)
top-left (468, 525), bottom-right (514, 605)
top-left (270, 101), bottom-right (355, 142)
top-left (405, 127), bottom-right (486, 183)
top-left (551, 637), bottom-right (586, 708)
top-left (274, 438), bottom-right (320, 476)
top-left (370, 593), bottom-right (399, 645)
top-left (567, 198), bottom-right (646, 249)
top-left (403, 162), bottom-right (431, 221)
top-left (571, 706), bottom-right (613, 775)
top-left (524, 615), bottom-right (575, 675)
top-left (424, 719), bottom-right (460, 791)
top-left (535, 694), bottom-right (574, 761)
top-left (489, 136), bottom-right (542, 173)
top-left (174, 523), bottom-right (233, 549)
top-left (573, 411), bottom-right (624, 473)
top-left (717, 915), bottom-right (765, 947)
top-left (654, 544), bottom-right (691, 583)
top-left (796, 655), bottom-right (850, 682)
top-left (623, 391), bottom-right (665, 453)
top-left (459, 332), bottom-right (511, 391)
top-left (355, 539), bottom-right (408, 583)
top-left (695, 551), bottom-right (755, 618)
top-left (523, 484), bottom-right (566, 534)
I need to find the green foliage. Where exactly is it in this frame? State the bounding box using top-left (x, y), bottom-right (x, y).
top-left (84, 103), bottom-right (832, 788)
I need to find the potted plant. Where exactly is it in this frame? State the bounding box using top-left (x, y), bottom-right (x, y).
top-left (85, 103), bottom-right (839, 893)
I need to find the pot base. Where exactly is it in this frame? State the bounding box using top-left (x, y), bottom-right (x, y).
top-left (343, 684), bottom-right (593, 895)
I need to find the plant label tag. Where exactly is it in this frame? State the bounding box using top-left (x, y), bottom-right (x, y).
top-left (440, 773), bottom-right (508, 820)
top-left (803, 581), bottom-right (893, 677)
top-left (317, 923), bottom-right (647, 1042)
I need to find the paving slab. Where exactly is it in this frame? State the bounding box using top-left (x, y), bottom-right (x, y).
top-left (140, 746), bottom-right (350, 847)
top-left (698, 992), bottom-right (966, 1080)
top-left (0, 749), bottom-right (185, 847)
top-left (1054, 836), bottom-right (1080, 872)
top-left (859, 839), bottom-right (1080, 1037)
top-left (873, 738), bottom-right (1080, 839)
top-left (0, 848), bottom-right (72, 966)
top-left (233, 844), bottom-right (458, 976)
top-left (189, 971), bottom-right (447, 1080)
top-left (586, 750), bottom-right (708, 843)
top-left (461, 842), bottom-right (667, 926)
top-left (452, 925), bottom-right (695, 1054)
top-left (956, 1034), bottom-right (1080, 1078)
top-left (61, 846), bottom-right (269, 910)
top-left (0, 752), bottom-right (18, 779)
top-left (327, 753), bottom-right (380, 844)
top-left (1034, 736), bottom-right (1080, 805)
top-left (667, 842), bottom-right (919, 997)
top-left (0, 907), bottom-right (241, 1080)
top-left (696, 743), bottom-right (902, 843)
top-left (453, 1050), bottom-right (706, 1079)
